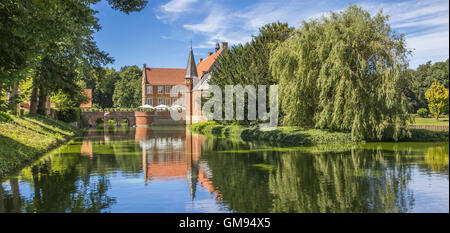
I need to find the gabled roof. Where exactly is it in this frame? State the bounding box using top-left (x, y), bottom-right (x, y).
top-left (196, 48), bottom-right (223, 78)
top-left (145, 68), bottom-right (186, 85)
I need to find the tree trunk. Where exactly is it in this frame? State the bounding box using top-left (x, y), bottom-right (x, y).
top-left (37, 89), bottom-right (48, 115)
top-left (9, 81), bottom-right (19, 115)
top-left (30, 78), bottom-right (38, 114)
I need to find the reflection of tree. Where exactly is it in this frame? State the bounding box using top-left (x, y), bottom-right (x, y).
top-left (423, 145), bottom-right (449, 173)
top-left (18, 155), bottom-right (117, 212)
top-left (0, 178), bottom-right (25, 213)
top-left (1, 146), bottom-right (118, 212)
top-left (202, 136), bottom-right (434, 212)
top-left (268, 149), bottom-right (415, 212)
top-left (202, 138), bottom-right (279, 212)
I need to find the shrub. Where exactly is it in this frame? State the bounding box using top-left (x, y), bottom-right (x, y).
top-left (55, 108), bottom-right (81, 123)
top-left (417, 108), bottom-right (428, 118)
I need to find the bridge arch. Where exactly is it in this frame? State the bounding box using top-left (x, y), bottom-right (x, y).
top-left (81, 110), bottom-right (182, 128)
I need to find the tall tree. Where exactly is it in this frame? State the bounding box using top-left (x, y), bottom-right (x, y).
top-left (212, 22), bottom-right (294, 87)
top-left (210, 22), bottom-right (294, 124)
top-left (0, 0), bottom-right (148, 114)
top-left (424, 80), bottom-right (449, 120)
top-left (270, 5), bottom-right (411, 141)
top-left (112, 66), bottom-right (142, 108)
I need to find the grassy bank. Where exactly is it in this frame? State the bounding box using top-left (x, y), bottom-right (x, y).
top-left (189, 122), bottom-right (359, 146)
top-left (412, 117), bottom-right (449, 127)
top-left (189, 121), bottom-right (449, 146)
top-left (0, 114), bottom-right (81, 177)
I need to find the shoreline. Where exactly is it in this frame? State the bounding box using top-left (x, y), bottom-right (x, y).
top-left (189, 122), bottom-right (449, 146)
top-left (0, 114), bottom-right (82, 178)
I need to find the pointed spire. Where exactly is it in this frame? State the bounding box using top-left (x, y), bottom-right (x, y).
top-left (185, 43), bottom-right (198, 79)
top-left (186, 154), bottom-right (199, 201)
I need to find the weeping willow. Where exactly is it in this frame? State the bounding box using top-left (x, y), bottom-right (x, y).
top-left (270, 5), bottom-right (411, 141)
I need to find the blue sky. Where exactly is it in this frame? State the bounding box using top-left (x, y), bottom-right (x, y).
top-left (92, 0), bottom-right (449, 70)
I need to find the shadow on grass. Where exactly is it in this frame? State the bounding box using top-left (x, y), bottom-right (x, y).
top-left (0, 134), bottom-right (39, 178)
top-left (22, 115), bottom-right (75, 137)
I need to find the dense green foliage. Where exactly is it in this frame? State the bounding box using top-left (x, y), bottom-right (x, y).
top-left (77, 65), bottom-right (142, 108)
top-left (0, 114), bottom-right (80, 177)
top-left (112, 66), bottom-right (142, 108)
top-left (0, 0), bottom-right (147, 114)
top-left (210, 22), bottom-right (294, 125)
top-left (270, 5), bottom-right (411, 141)
top-left (211, 22), bottom-right (294, 87)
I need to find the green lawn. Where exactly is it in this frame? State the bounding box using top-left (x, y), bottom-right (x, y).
top-left (0, 114), bottom-right (80, 177)
top-left (412, 117), bottom-right (449, 127)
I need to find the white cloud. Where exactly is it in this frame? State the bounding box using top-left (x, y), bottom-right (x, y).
top-left (182, 0), bottom-right (318, 48)
top-left (161, 0), bottom-right (199, 13)
top-left (183, 10), bottom-right (230, 34)
top-left (359, 0), bottom-right (449, 68)
top-left (156, 0), bottom-right (449, 68)
top-left (406, 30), bottom-right (449, 67)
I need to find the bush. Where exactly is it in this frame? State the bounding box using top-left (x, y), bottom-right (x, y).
top-left (417, 108), bottom-right (428, 118)
top-left (55, 108), bottom-right (81, 123)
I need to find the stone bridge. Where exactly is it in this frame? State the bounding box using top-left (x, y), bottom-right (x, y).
top-left (82, 111), bottom-right (185, 127)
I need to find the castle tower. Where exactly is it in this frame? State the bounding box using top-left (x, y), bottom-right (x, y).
top-left (184, 45), bottom-right (198, 124)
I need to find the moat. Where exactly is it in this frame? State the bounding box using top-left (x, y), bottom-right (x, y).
top-left (0, 127), bottom-right (448, 213)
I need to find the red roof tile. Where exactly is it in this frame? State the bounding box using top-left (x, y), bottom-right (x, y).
top-left (197, 48), bottom-right (223, 78)
top-left (145, 68), bottom-right (186, 85)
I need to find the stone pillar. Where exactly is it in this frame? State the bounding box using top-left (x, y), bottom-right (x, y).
top-left (184, 79), bottom-right (193, 125)
top-left (135, 111), bottom-right (154, 127)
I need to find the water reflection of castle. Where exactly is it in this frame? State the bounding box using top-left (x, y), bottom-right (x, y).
top-left (80, 127), bottom-right (220, 200)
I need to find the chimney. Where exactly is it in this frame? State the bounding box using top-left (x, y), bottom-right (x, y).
top-left (208, 52), bottom-right (213, 56)
top-left (215, 42), bottom-right (220, 52)
top-left (221, 42), bottom-right (228, 50)
top-left (199, 58), bottom-right (203, 63)
top-left (143, 63), bottom-right (146, 70)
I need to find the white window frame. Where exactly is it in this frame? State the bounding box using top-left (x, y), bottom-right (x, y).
top-left (165, 98), bottom-right (171, 106)
top-left (147, 98), bottom-right (153, 105)
top-left (147, 86), bottom-right (153, 94)
top-left (165, 86), bottom-right (171, 94)
top-left (158, 98), bottom-right (163, 105)
top-left (158, 86), bottom-right (163, 94)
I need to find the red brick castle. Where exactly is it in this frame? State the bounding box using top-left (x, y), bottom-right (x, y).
top-left (141, 42), bottom-right (228, 124)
